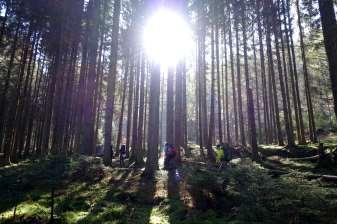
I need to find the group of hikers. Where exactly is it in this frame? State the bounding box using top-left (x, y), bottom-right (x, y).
top-left (112, 142), bottom-right (179, 169)
top-left (101, 142), bottom-right (178, 169)
top-left (100, 142), bottom-right (179, 171)
top-left (96, 141), bottom-right (232, 184)
top-left (99, 142), bottom-right (233, 171)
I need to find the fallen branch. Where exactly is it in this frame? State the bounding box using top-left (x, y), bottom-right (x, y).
top-left (305, 174), bottom-right (337, 182)
top-left (289, 155), bottom-right (319, 161)
top-left (263, 168), bottom-right (337, 182)
top-left (266, 168), bottom-right (289, 176)
top-left (320, 175), bottom-right (337, 181)
top-left (183, 157), bottom-right (337, 182)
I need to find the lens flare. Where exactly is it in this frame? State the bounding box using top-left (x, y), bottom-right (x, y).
top-left (143, 8), bottom-right (193, 67)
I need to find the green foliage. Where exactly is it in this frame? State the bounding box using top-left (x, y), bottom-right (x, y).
top-left (184, 159), bottom-right (337, 224)
top-left (1, 155), bottom-right (337, 224)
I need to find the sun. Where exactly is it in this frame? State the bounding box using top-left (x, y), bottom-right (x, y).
top-left (143, 8), bottom-right (193, 67)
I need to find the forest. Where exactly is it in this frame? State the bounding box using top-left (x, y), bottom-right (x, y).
top-left (0, 0), bottom-right (337, 223)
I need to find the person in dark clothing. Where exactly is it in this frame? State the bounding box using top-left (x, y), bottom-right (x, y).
top-left (164, 143), bottom-right (177, 170)
top-left (119, 145), bottom-right (127, 167)
top-left (222, 143), bottom-right (232, 163)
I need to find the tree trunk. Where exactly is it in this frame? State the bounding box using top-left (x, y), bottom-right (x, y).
top-left (318, 0), bottom-right (337, 122)
top-left (241, 1), bottom-right (250, 147)
top-left (0, 21), bottom-right (20, 153)
top-left (166, 67), bottom-right (175, 144)
top-left (175, 63), bottom-right (184, 162)
top-left (272, 1), bottom-right (295, 147)
top-left (252, 34), bottom-right (262, 144)
top-left (256, 0), bottom-right (271, 144)
top-left (104, 0), bottom-right (121, 166)
top-left (130, 53), bottom-right (140, 163)
top-left (281, 0), bottom-right (302, 144)
top-left (248, 89), bottom-right (258, 160)
top-left (126, 55), bottom-right (135, 157)
top-left (116, 53), bottom-right (130, 153)
top-left (136, 54), bottom-right (146, 162)
top-left (286, 0), bottom-right (306, 144)
top-left (296, 0), bottom-right (317, 143)
top-left (235, 16), bottom-right (246, 146)
top-left (223, 27), bottom-right (231, 144)
top-left (144, 63), bottom-right (161, 178)
top-left (215, 23), bottom-right (223, 143)
top-left (228, 5), bottom-right (238, 145)
top-left (278, 0), bottom-right (294, 146)
top-left (81, 0), bottom-right (100, 155)
top-left (265, 0), bottom-right (284, 146)
top-left (207, 23), bottom-right (216, 162)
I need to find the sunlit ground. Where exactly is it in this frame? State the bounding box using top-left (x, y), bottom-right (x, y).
top-left (143, 8), bottom-right (194, 68)
top-left (1, 149), bottom-right (337, 223)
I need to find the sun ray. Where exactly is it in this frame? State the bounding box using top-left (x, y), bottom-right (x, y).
top-left (143, 8), bottom-right (193, 67)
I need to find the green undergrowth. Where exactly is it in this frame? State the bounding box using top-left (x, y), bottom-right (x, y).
top-left (0, 154), bottom-right (337, 224)
top-left (259, 133), bottom-right (337, 158)
top-left (182, 158), bottom-right (337, 224)
top-left (0, 155), bottom-right (147, 223)
top-left (258, 144), bottom-right (318, 158)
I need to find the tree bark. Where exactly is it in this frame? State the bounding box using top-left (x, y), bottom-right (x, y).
top-left (234, 15), bottom-right (246, 146)
top-left (166, 67), bottom-right (175, 144)
top-left (136, 54), bottom-right (146, 161)
top-left (228, 5), bottom-right (238, 144)
top-left (265, 0), bottom-right (284, 146)
top-left (207, 23), bottom-right (216, 162)
top-left (81, 0), bottom-right (100, 155)
top-left (272, 2), bottom-right (295, 147)
top-left (296, 0), bottom-right (317, 143)
top-left (286, 0), bottom-right (306, 144)
top-left (144, 63), bottom-right (161, 178)
top-left (256, 0), bottom-right (271, 144)
top-left (116, 52), bottom-right (130, 153)
top-left (104, 0), bottom-right (121, 166)
top-left (318, 0), bottom-right (337, 121)
top-left (215, 23), bottom-right (223, 143)
top-left (248, 89), bottom-right (258, 160)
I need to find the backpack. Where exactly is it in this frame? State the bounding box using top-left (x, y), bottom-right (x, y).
top-left (223, 146), bottom-right (232, 161)
top-left (168, 147), bottom-right (177, 157)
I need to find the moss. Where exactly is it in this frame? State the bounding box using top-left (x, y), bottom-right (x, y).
top-left (1, 154), bottom-right (337, 224)
top-left (148, 207), bottom-right (169, 224)
top-left (62, 211), bottom-right (88, 224)
top-left (77, 203), bottom-right (127, 224)
top-left (183, 159), bottom-right (337, 224)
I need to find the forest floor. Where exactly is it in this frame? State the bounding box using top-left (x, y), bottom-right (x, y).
top-left (1, 136), bottom-right (337, 223)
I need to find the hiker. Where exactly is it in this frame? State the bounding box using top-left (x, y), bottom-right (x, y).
top-left (96, 145), bottom-right (103, 157)
top-left (119, 144), bottom-right (127, 167)
top-left (164, 143), bottom-right (177, 170)
top-left (221, 143), bottom-right (232, 166)
top-left (217, 143), bottom-right (232, 170)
